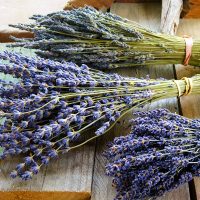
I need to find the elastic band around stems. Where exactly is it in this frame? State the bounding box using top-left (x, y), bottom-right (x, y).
top-left (173, 77), bottom-right (193, 97)
top-left (173, 80), bottom-right (181, 97)
top-left (181, 77), bottom-right (193, 96)
top-left (183, 36), bottom-right (193, 66)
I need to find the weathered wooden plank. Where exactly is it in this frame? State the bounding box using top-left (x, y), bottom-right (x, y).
top-left (160, 0), bottom-right (182, 35)
top-left (175, 18), bottom-right (200, 200)
top-left (115, 0), bottom-right (159, 2)
top-left (0, 146), bottom-right (94, 200)
top-left (0, 45), bottom-right (95, 200)
top-left (64, 0), bottom-right (114, 10)
top-left (182, 0), bottom-right (200, 18)
top-left (91, 3), bottom-right (190, 200)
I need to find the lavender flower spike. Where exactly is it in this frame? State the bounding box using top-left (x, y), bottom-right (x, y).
top-left (0, 51), bottom-right (200, 180)
top-left (104, 109), bottom-right (200, 200)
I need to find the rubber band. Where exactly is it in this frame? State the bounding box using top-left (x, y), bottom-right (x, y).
top-left (183, 36), bottom-right (193, 66)
top-left (173, 80), bottom-right (181, 97)
top-left (173, 77), bottom-right (193, 97)
top-left (181, 77), bottom-right (193, 96)
top-left (187, 78), bottom-right (193, 95)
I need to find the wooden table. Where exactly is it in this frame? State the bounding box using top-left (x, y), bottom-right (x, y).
top-left (0, 1), bottom-right (200, 200)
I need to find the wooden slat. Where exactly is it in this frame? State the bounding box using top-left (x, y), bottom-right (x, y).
top-left (0, 45), bottom-right (95, 200)
top-left (161, 0), bottom-right (182, 35)
top-left (182, 0), bottom-right (200, 18)
top-left (63, 0), bottom-right (114, 10)
top-left (0, 145), bottom-right (94, 200)
top-left (0, 146), bottom-right (95, 200)
top-left (175, 19), bottom-right (200, 200)
top-left (115, 0), bottom-right (160, 2)
top-left (91, 3), bottom-right (190, 200)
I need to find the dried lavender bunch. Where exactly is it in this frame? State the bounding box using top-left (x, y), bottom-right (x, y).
top-left (9, 6), bottom-right (200, 69)
top-left (0, 51), bottom-right (200, 180)
top-left (104, 109), bottom-right (200, 200)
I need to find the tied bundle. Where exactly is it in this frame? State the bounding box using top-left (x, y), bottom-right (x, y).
top-left (104, 109), bottom-right (200, 200)
top-left (0, 51), bottom-right (200, 180)
top-left (9, 7), bottom-right (200, 69)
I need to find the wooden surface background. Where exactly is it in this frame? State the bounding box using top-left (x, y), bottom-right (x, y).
top-left (0, 1), bottom-right (200, 200)
top-left (182, 0), bottom-right (200, 18)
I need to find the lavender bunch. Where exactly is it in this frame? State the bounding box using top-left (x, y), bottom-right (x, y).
top-left (0, 51), bottom-right (200, 180)
top-left (105, 109), bottom-right (200, 200)
top-left (9, 6), bottom-right (200, 69)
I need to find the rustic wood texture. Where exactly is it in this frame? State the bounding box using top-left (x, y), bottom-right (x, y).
top-left (64, 0), bottom-right (114, 10)
top-left (182, 0), bottom-right (200, 18)
top-left (161, 0), bottom-right (183, 35)
top-left (91, 3), bottom-right (190, 200)
top-left (0, 146), bottom-right (94, 200)
top-left (0, 191), bottom-right (90, 200)
top-left (0, 144), bottom-right (94, 200)
top-left (115, 0), bottom-right (159, 2)
top-left (0, 28), bottom-right (33, 43)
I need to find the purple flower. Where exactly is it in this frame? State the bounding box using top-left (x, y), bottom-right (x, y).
top-left (10, 170), bottom-right (18, 179)
top-left (21, 171), bottom-right (33, 180)
top-left (48, 149), bottom-right (58, 158)
top-left (30, 165), bottom-right (40, 174)
top-left (104, 109), bottom-right (200, 200)
top-left (24, 156), bottom-right (34, 165)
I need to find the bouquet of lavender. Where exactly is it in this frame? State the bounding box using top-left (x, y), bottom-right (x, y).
top-left (104, 109), bottom-right (200, 200)
top-left (0, 51), bottom-right (200, 180)
top-left (9, 7), bottom-right (200, 69)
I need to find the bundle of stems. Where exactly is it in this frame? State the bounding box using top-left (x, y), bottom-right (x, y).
top-left (105, 109), bottom-right (200, 200)
top-left (0, 51), bottom-right (200, 180)
top-left (9, 7), bottom-right (200, 69)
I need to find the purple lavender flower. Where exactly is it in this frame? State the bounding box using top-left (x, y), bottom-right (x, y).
top-left (104, 109), bottom-right (200, 200)
top-left (0, 51), bottom-right (199, 181)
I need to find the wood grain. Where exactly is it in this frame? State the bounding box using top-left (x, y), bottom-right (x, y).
top-left (115, 0), bottom-right (160, 2)
top-left (0, 146), bottom-right (94, 200)
top-left (182, 0), bottom-right (200, 18)
top-left (64, 0), bottom-right (114, 10)
top-left (161, 0), bottom-right (183, 35)
top-left (0, 29), bottom-right (33, 43)
top-left (91, 3), bottom-right (190, 200)
top-left (0, 191), bottom-right (90, 200)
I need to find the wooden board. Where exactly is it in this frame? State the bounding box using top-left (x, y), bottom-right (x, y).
top-left (91, 3), bottom-right (190, 200)
top-left (160, 0), bottom-right (182, 35)
top-left (115, 0), bottom-right (159, 2)
top-left (182, 0), bottom-right (200, 18)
